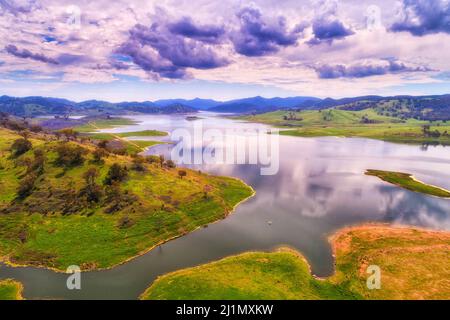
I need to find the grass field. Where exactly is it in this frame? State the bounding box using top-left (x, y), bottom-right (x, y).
top-left (73, 118), bottom-right (138, 133)
top-left (0, 128), bottom-right (254, 271)
top-left (0, 279), bottom-right (23, 300)
top-left (73, 119), bottom-right (168, 154)
top-left (238, 109), bottom-right (450, 144)
top-left (141, 225), bottom-right (450, 300)
top-left (366, 170), bottom-right (450, 198)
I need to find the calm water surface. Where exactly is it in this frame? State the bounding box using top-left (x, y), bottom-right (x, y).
top-left (1, 112), bottom-right (449, 299)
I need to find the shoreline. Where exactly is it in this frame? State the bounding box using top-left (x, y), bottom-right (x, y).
top-left (365, 169), bottom-right (450, 199)
top-left (0, 176), bottom-right (256, 274)
top-left (234, 116), bottom-right (450, 146)
top-left (141, 223), bottom-right (450, 299)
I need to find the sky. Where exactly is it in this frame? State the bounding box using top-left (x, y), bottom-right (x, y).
top-left (1, 0), bottom-right (450, 102)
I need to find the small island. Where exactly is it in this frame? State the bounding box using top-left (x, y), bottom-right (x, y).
top-left (366, 169), bottom-right (450, 198)
top-left (0, 279), bottom-right (23, 300)
top-left (141, 225), bottom-right (450, 300)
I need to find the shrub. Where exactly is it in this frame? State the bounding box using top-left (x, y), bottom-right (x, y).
top-left (11, 138), bottom-right (32, 157)
top-left (104, 163), bottom-right (128, 185)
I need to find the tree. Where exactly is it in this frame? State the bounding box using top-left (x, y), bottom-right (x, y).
top-left (17, 173), bottom-right (37, 198)
top-left (58, 128), bottom-right (78, 141)
top-left (83, 167), bottom-right (99, 185)
top-left (80, 167), bottom-right (103, 203)
top-left (19, 130), bottom-right (31, 139)
top-left (55, 143), bottom-right (86, 167)
top-left (92, 148), bottom-right (108, 163)
top-left (145, 155), bottom-right (160, 164)
top-left (165, 159), bottom-right (176, 168)
top-left (131, 156), bottom-right (146, 172)
top-left (11, 138), bottom-right (32, 157)
top-left (104, 163), bottom-right (128, 185)
top-left (30, 149), bottom-right (46, 174)
top-left (97, 140), bottom-right (108, 149)
top-left (29, 124), bottom-right (43, 133)
top-left (178, 170), bottom-right (187, 179)
top-left (159, 155), bottom-right (165, 168)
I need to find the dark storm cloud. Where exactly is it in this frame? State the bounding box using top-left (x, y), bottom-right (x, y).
top-left (231, 6), bottom-right (300, 57)
top-left (314, 60), bottom-right (432, 79)
top-left (391, 0), bottom-right (450, 36)
top-left (5, 44), bottom-right (59, 65)
top-left (168, 17), bottom-right (225, 44)
top-left (117, 22), bottom-right (229, 79)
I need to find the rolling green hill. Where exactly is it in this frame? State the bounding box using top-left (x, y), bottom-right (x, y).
top-left (0, 127), bottom-right (254, 271)
top-left (238, 108), bottom-right (450, 144)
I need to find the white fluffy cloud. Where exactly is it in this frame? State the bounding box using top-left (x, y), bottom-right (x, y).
top-left (0, 0), bottom-right (449, 98)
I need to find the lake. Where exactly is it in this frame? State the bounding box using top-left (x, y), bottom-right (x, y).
top-left (1, 112), bottom-right (449, 299)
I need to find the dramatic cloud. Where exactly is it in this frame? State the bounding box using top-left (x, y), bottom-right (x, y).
top-left (314, 59), bottom-right (432, 79)
top-left (117, 39), bottom-right (186, 79)
top-left (1, 0), bottom-right (450, 99)
top-left (308, 18), bottom-right (354, 44)
top-left (0, 0), bottom-right (37, 15)
top-left (231, 6), bottom-right (300, 57)
top-left (5, 45), bottom-right (59, 64)
top-left (118, 21), bottom-right (229, 79)
top-left (168, 17), bottom-right (225, 44)
top-left (391, 0), bottom-right (450, 36)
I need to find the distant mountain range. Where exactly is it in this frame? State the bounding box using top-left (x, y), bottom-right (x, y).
top-left (0, 94), bottom-right (449, 120)
top-left (0, 96), bottom-right (197, 117)
top-left (208, 96), bottom-right (321, 113)
top-left (154, 98), bottom-right (221, 110)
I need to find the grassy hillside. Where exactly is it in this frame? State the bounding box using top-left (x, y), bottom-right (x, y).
top-left (238, 109), bottom-right (450, 144)
top-left (366, 170), bottom-right (450, 198)
top-left (142, 225), bottom-right (450, 300)
top-left (0, 279), bottom-right (23, 300)
top-left (0, 127), bottom-right (254, 271)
